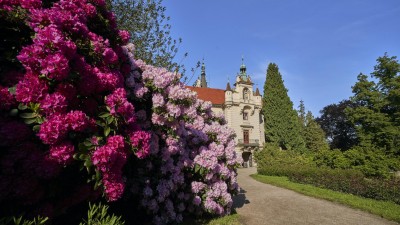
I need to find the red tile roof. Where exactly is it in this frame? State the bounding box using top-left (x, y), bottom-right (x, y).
top-left (186, 86), bottom-right (225, 105)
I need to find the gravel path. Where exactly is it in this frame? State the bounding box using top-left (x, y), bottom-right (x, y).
top-left (233, 167), bottom-right (399, 225)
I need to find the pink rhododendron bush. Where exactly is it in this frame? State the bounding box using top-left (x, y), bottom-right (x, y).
top-left (0, 0), bottom-right (241, 224)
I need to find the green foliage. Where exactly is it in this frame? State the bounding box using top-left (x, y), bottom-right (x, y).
top-left (0, 216), bottom-right (48, 225)
top-left (346, 53), bottom-right (400, 155)
top-left (79, 202), bottom-right (125, 225)
top-left (303, 111), bottom-right (329, 152)
top-left (316, 100), bottom-right (359, 150)
top-left (314, 146), bottom-right (399, 178)
top-left (107, 0), bottom-right (186, 73)
top-left (181, 213), bottom-right (240, 225)
top-left (255, 143), bottom-right (314, 176)
top-left (263, 63), bottom-right (305, 151)
top-left (287, 167), bottom-right (400, 205)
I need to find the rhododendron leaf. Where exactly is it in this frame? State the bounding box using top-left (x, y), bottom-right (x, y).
top-left (84, 159), bottom-right (92, 170)
top-left (18, 104), bottom-right (27, 110)
top-left (73, 153), bottom-right (79, 160)
top-left (36, 117), bottom-right (44, 124)
top-left (24, 118), bottom-right (36, 124)
top-left (8, 86), bottom-right (16, 95)
top-left (96, 121), bottom-right (105, 126)
top-left (83, 140), bottom-right (93, 147)
top-left (104, 126), bottom-right (111, 136)
top-left (9, 109), bottom-right (18, 116)
top-left (106, 116), bottom-right (114, 125)
top-left (79, 154), bottom-right (87, 160)
top-left (194, 164), bottom-right (200, 173)
top-left (99, 112), bottom-right (111, 118)
top-left (20, 112), bottom-right (36, 119)
top-left (33, 125), bottom-right (40, 132)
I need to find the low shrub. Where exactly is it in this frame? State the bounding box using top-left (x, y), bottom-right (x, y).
top-left (288, 167), bottom-right (400, 205)
top-left (256, 145), bottom-right (400, 204)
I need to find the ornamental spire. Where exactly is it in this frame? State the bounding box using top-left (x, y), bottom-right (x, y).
top-left (240, 55), bottom-right (246, 76)
top-left (200, 59), bottom-right (207, 88)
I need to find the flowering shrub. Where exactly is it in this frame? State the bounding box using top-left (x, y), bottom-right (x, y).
top-left (0, 0), bottom-right (241, 224)
top-left (123, 52), bottom-right (242, 223)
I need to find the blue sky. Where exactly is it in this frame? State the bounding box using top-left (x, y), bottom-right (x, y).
top-left (163, 0), bottom-right (400, 116)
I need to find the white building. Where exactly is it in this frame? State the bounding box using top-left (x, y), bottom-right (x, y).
top-left (187, 61), bottom-right (265, 167)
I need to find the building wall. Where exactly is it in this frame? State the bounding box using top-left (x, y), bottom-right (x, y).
top-left (212, 82), bottom-right (265, 167)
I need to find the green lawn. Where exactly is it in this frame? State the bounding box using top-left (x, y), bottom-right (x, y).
top-left (181, 213), bottom-right (241, 225)
top-left (251, 174), bottom-right (400, 223)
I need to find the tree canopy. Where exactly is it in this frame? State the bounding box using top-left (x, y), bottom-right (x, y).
top-left (346, 53), bottom-right (400, 156)
top-left (316, 100), bottom-right (359, 151)
top-left (107, 0), bottom-right (185, 72)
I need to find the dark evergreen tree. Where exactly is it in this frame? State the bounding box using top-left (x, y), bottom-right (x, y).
top-left (346, 53), bottom-right (400, 155)
top-left (298, 100), bottom-right (306, 127)
top-left (263, 63), bottom-right (305, 151)
top-left (316, 100), bottom-right (359, 150)
top-left (297, 101), bottom-right (328, 152)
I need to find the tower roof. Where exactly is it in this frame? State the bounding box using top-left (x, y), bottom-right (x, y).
top-left (255, 87), bottom-right (261, 96)
top-left (235, 57), bottom-right (253, 85)
top-left (226, 81), bottom-right (232, 91)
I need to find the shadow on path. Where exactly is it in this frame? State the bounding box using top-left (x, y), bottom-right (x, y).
top-left (232, 187), bottom-right (250, 209)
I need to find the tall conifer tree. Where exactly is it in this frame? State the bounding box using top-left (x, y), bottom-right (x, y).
top-left (263, 63), bottom-right (305, 150)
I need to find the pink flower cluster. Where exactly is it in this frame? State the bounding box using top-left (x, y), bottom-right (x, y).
top-left (92, 135), bottom-right (127, 201)
top-left (1, 0), bottom-right (241, 223)
top-left (121, 45), bottom-right (242, 224)
top-left (0, 0), bottom-right (138, 219)
top-left (105, 88), bottom-right (136, 123)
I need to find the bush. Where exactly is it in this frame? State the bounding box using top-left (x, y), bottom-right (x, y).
top-left (255, 143), bottom-right (315, 176)
top-left (0, 0), bottom-right (241, 224)
top-left (288, 167), bottom-right (400, 205)
top-left (314, 146), bottom-right (400, 178)
top-left (256, 145), bottom-right (400, 204)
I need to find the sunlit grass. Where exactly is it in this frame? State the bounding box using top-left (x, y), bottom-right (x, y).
top-left (251, 174), bottom-right (400, 223)
top-left (181, 212), bottom-right (241, 225)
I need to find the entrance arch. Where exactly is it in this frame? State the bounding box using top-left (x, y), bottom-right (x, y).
top-left (242, 152), bottom-right (253, 167)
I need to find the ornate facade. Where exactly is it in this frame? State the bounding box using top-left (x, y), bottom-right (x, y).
top-left (187, 61), bottom-right (265, 167)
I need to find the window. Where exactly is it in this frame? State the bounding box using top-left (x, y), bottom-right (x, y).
top-left (243, 112), bottom-right (248, 120)
top-left (243, 130), bottom-right (249, 144)
top-left (243, 88), bottom-right (249, 101)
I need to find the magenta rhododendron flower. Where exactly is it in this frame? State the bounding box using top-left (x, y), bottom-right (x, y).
top-left (92, 135), bottom-right (127, 201)
top-left (38, 114), bottom-right (69, 144)
top-left (129, 130), bottom-right (151, 159)
top-left (40, 92), bottom-right (68, 115)
top-left (1, 0), bottom-right (240, 222)
top-left (49, 141), bottom-right (75, 165)
top-left (15, 72), bottom-right (48, 103)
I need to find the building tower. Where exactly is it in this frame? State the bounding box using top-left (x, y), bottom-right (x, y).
top-left (193, 61), bottom-right (208, 88)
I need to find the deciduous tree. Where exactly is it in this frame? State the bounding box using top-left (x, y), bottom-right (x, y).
top-left (316, 100), bottom-right (359, 150)
top-left (107, 0), bottom-right (185, 73)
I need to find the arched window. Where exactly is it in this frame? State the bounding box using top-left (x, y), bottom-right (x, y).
top-left (243, 88), bottom-right (249, 101)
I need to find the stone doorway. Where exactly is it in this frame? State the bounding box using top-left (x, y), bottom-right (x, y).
top-left (242, 152), bottom-right (253, 167)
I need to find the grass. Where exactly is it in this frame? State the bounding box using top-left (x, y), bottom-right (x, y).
top-left (251, 174), bottom-right (400, 223)
top-left (181, 213), bottom-right (241, 225)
